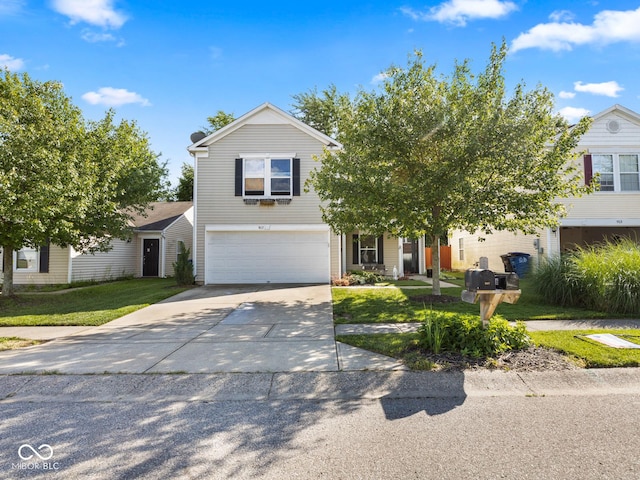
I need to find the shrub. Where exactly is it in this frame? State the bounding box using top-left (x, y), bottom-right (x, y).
top-left (348, 270), bottom-right (384, 285)
top-left (532, 238), bottom-right (640, 314)
top-left (173, 243), bottom-right (194, 286)
top-left (418, 311), bottom-right (530, 358)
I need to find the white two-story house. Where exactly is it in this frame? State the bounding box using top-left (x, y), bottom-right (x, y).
top-left (450, 104), bottom-right (640, 272)
top-left (187, 102), bottom-right (426, 284)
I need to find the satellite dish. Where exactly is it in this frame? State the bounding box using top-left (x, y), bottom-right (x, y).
top-left (190, 131), bottom-right (206, 143)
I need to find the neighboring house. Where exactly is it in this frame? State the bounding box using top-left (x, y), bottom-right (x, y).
top-left (0, 202), bottom-right (193, 285)
top-left (450, 104), bottom-right (640, 272)
top-left (187, 102), bottom-right (426, 284)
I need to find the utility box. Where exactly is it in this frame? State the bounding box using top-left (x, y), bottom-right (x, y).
top-left (494, 272), bottom-right (519, 290)
top-left (465, 269), bottom-right (495, 291)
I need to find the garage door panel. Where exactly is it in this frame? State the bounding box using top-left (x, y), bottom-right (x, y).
top-left (205, 229), bottom-right (329, 284)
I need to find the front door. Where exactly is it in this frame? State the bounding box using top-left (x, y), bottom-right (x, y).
top-left (143, 239), bottom-right (160, 277)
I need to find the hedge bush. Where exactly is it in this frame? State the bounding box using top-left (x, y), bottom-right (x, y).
top-left (532, 238), bottom-right (640, 314)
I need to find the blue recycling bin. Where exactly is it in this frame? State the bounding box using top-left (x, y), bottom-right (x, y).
top-left (500, 252), bottom-right (531, 278)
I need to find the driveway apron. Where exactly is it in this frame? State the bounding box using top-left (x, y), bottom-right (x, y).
top-left (0, 285), bottom-right (342, 374)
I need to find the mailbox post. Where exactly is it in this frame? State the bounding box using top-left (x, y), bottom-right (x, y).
top-left (461, 269), bottom-right (521, 326)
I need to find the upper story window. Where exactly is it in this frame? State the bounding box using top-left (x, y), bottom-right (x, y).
top-left (588, 153), bottom-right (640, 192)
top-left (236, 156), bottom-right (300, 199)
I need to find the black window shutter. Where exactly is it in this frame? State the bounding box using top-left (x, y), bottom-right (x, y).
top-left (235, 158), bottom-right (243, 196)
top-left (584, 154), bottom-right (593, 185)
top-left (352, 234), bottom-right (359, 265)
top-left (39, 240), bottom-right (50, 273)
top-left (293, 158), bottom-right (301, 196)
top-left (377, 236), bottom-right (384, 264)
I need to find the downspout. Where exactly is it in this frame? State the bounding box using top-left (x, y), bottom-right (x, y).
top-left (67, 246), bottom-right (74, 284)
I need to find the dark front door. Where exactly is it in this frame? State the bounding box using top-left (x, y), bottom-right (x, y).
top-left (143, 239), bottom-right (160, 277)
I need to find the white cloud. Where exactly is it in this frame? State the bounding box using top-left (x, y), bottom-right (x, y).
top-left (80, 29), bottom-right (125, 46)
top-left (401, 0), bottom-right (518, 27)
top-left (574, 81), bottom-right (623, 97)
top-left (51, 0), bottom-right (127, 29)
top-left (82, 87), bottom-right (151, 107)
top-left (549, 10), bottom-right (574, 23)
top-left (0, 53), bottom-right (25, 70)
top-left (558, 91), bottom-right (575, 99)
top-left (558, 106), bottom-right (590, 123)
top-left (512, 6), bottom-right (640, 52)
top-left (371, 72), bottom-right (389, 84)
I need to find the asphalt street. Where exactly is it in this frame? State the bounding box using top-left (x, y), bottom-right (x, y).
top-left (1, 373), bottom-right (639, 479)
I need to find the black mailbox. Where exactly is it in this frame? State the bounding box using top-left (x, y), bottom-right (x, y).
top-left (494, 272), bottom-right (519, 290)
top-left (465, 269), bottom-right (495, 291)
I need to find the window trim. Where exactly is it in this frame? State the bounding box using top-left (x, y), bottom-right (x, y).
top-left (240, 154), bottom-right (294, 198)
top-left (359, 235), bottom-right (378, 264)
top-left (15, 247), bottom-right (39, 272)
top-left (590, 152), bottom-right (640, 193)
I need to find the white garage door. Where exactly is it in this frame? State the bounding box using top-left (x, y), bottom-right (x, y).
top-left (205, 228), bottom-right (330, 284)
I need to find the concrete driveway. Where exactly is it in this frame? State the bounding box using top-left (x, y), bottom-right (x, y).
top-left (0, 284), bottom-right (403, 374)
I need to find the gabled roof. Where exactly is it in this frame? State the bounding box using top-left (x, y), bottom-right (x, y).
top-left (187, 102), bottom-right (342, 153)
top-left (129, 201), bottom-right (193, 232)
top-left (591, 104), bottom-right (640, 124)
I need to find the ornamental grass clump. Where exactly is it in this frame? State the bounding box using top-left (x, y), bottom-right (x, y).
top-left (532, 238), bottom-right (640, 315)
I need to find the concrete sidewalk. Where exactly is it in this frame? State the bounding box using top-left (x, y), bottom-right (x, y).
top-left (336, 318), bottom-right (640, 335)
top-left (0, 285), bottom-right (404, 374)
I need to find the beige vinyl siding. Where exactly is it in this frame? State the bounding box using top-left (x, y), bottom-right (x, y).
top-left (71, 239), bottom-right (136, 282)
top-left (195, 123), bottom-right (329, 282)
top-left (163, 214), bottom-right (194, 277)
top-left (449, 229), bottom-right (544, 272)
top-left (565, 109), bottom-right (640, 220)
top-left (7, 245), bottom-right (70, 285)
top-left (560, 193), bottom-right (640, 220)
top-left (345, 232), bottom-right (399, 276)
top-left (583, 112), bottom-right (640, 147)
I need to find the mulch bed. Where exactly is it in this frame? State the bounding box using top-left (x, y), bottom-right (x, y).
top-left (419, 346), bottom-right (579, 372)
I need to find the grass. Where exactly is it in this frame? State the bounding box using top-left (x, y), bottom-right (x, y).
top-left (332, 279), bottom-right (614, 325)
top-left (0, 337), bottom-right (43, 351)
top-left (0, 278), bottom-right (188, 326)
top-left (333, 279), bottom-right (640, 368)
top-left (529, 330), bottom-right (640, 368)
top-left (336, 332), bottom-right (436, 370)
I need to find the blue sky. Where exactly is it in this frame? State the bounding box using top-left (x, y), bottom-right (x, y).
top-left (2, 0), bottom-right (640, 186)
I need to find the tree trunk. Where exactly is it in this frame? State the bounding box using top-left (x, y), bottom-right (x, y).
top-left (2, 245), bottom-right (14, 296)
top-left (430, 235), bottom-right (441, 296)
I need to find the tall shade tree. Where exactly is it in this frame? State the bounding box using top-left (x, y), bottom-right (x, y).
top-left (174, 162), bottom-right (194, 201)
top-left (305, 42), bottom-right (593, 294)
top-left (204, 110), bottom-right (235, 134)
top-left (0, 70), bottom-right (168, 295)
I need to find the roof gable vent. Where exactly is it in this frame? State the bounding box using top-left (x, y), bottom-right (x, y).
top-left (606, 119), bottom-right (621, 133)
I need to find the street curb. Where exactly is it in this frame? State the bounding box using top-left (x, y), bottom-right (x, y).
top-left (2, 368), bottom-right (639, 403)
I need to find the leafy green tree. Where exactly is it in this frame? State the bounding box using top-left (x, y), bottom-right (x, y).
top-left (174, 162), bottom-right (194, 201)
top-left (291, 85), bottom-right (353, 140)
top-left (305, 42), bottom-right (593, 294)
top-left (204, 110), bottom-right (235, 134)
top-left (0, 69), bottom-right (168, 295)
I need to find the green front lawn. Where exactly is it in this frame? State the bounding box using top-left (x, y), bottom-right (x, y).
top-left (0, 337), bottom-right (42, 351)
top-left (0, 278), bottom-right (188, 326)
top-left (529, 330), bottom-right (640, 368)
top-left (333, 280), bottom-right (612, 324)
top-left (333, 283), bottom-right (640, 368)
